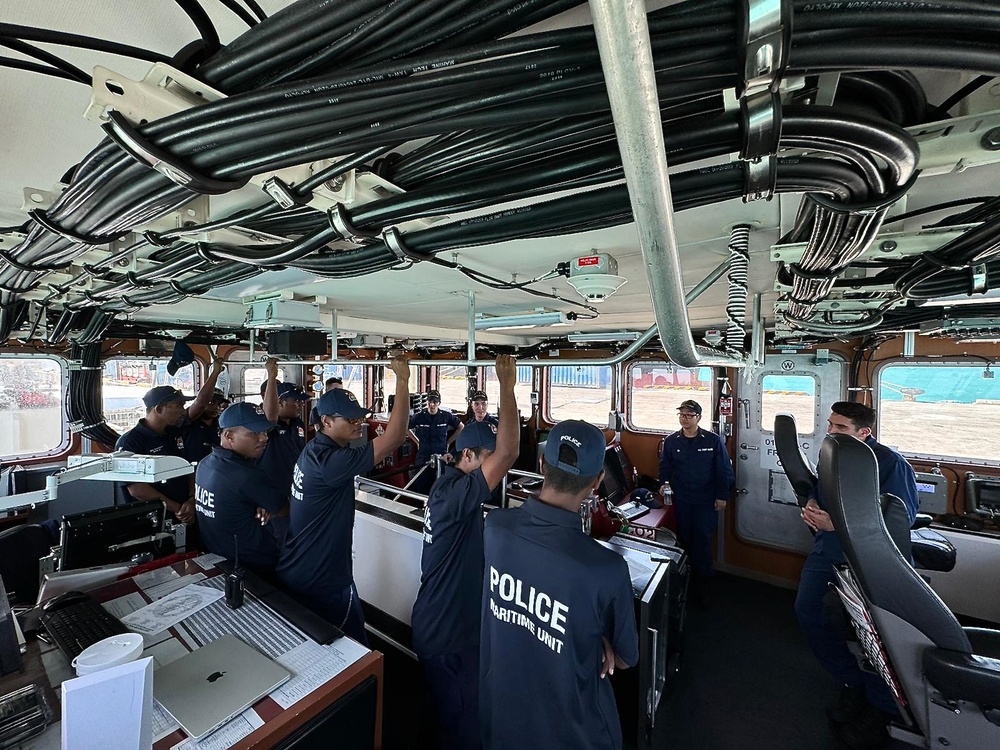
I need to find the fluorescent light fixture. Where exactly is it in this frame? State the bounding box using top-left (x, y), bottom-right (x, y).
top-left (475, 312), bottom-right (570, 330)
top-left (566, 331), bottom-right (641, 343)
top-left (918, 288), bottom-right (1000, 307)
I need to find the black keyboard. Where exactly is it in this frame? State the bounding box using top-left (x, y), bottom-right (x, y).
top-left (41, 598), bottom-right (129, 661)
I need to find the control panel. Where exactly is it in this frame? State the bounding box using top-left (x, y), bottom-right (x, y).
top-left (913, 471), bottom-right (950, 515)
top-left (966, 474), bottom-right (1000, 519)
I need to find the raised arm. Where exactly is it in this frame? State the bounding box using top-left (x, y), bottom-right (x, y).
top-left (480, 355), bottom-right (521, 490)
top-left (187, 354), bottom-right (225, 420)
top-left (261, 357), bottom-right (279, 422)
top-left (372, 354), bottom-right (411, 465)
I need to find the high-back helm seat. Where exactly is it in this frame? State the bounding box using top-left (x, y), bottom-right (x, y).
top-left (772, 413), bottom-right (955, 572)
top-left (820, 434), bottom-right (1000, 748)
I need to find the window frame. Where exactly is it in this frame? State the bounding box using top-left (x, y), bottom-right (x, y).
top-left (102, 355), bottom-right (202, 431)
top-left (544, 364), bottom-right (615, 427)
top-left (0, 353), bottom-right (70, 461)
top-left (874, 358), bottom-right (1000, 467)
top-left (624, 361), bottom-right (716, 435)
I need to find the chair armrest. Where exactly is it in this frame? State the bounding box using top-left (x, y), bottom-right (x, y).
top-left (912, 513), bottom-right (933, 529)
top-left (923, 645), bottom-right (1000, 708)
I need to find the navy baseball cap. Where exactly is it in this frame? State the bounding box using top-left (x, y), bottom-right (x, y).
top-left (456, 421), bottom-right (498, 452)
top-left (470, 390), bottom-right (488, 402)
top-left (209, 388), bottom-right (227, 404)
top-left (142, 386), bottom-right (193, 409)
top-left (219, 402), bottom-right (274, 433)
top-left (678, 400), bottom-right (702, 415)
top-left (316, 388), bottom-right (370, 419)
top-left (276, 382), bottom-right (310, 401)
top-left (426, 390), bottom-right (441, 402)
top-left (544, 420), bottom-right (606, 476)
top-left (166, 341), bottom-right (195, 376)
top-left (309, 406), bottom-right (321, 426)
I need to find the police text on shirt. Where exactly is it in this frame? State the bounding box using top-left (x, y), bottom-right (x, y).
top-left (195, 484), bottom-right (215, 518)
top-left (488, 566), bottom-right (569, 654)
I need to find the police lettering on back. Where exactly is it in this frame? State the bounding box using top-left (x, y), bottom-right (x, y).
top-left (194, 484), bottom-right (215, 519)
top-left (488, 566), bottom-right (569, 654)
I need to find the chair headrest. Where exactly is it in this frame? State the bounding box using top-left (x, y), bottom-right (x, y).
top-left (773, 413), bottom-right (816, 506)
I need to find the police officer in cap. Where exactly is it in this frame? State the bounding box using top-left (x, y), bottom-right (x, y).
top-left (116, 386), bottom-right (196, 524)
top-left (658, 399), bottom-right (735, 607)
top-left (481, 420), bottom-right (638, 750)
top-left (411, 356), bottom-right (519, 750)
top-left (277, 354), bottom-right (412, 644)
top-left (408, 389), bottom-right (464, 494)
top-left (469, 390), bottom-right (499, 428)
top-left (257, 357), bottom-right (311, 498)
top-left (194, 403), bottom-right (286, 574)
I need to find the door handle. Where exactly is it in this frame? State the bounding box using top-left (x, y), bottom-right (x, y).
top-left (740, 443), bottom-right (759, 451)
top-left (737, 399), bottom-right (751, 429)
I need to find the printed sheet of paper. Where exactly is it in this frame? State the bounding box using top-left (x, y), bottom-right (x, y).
top-left (270, 638), bottom-right (370, 709)
top-left (146, 572), bottom-right (207, 600)
top-left (170, 708), bottom-right (264, 750)
top-left (132, 566), bottom-right (180, 591)
top-left (121, 583), bottom-right (224, 635)
top-left (102, 592), bottom-right (172, 647)
top-left (192, 553), bottom-right (226, 571)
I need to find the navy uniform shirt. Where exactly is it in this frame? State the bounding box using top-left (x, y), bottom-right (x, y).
top-left (115, 420), bottom-right (189, 506)
top-left (182, 418), bottom-right (219, 463)
top-left (194, 447), bottom-right (285, 572)
top-left (473, 414), bottom-right (500, 428)
top-left (409, 410), bottom-right (460, 463)
top-left (480, 498), bottom-right (639, 750)
top-left (276, 433), bottom-right (375, 595)
top-left (658, 427), bottom-right (735, 505)
top-left (411, 465), bottom-right (492, 656)
top-left (814, 436), bottom-right (918, 562)
top-left (255, 417), bottom-right (306, 498)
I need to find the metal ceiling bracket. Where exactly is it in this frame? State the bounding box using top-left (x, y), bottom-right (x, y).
top-left (84, 64), bottom-right (226, 126)
top-left (771, 225), bottom-right (977, 265)
top-left (909, 107), bottom-right (1000, 175)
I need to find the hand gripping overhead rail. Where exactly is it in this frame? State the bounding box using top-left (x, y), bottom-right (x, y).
top-left (587, 0), bottom-right (759, 369)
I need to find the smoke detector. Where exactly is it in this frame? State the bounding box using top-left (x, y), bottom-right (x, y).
top-left (566, 253), bottom-right (627, 303)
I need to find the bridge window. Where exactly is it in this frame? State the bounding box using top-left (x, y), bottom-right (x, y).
top-left (877, 362), bottom-right (1000, 463)
top-left (0, 355), bottom-right (66, 459)
top-left (103, 357), bottom-right (200, 433)
top-left (482, 365), bottom-right (534, 417)
top-left (547, 366), bottom-right (613, 426)
top-left (434, 365), bottom-right (470, 412)
top-left (382, 364), bottom-right (420, 412)
top-left (628, 363), bottom-right (713, 432)
top-left (312, 364), bottom-right (366, 405)
top-left (761, 374), bottom-right (817, 434)
top-left (243, 366), bottom-right (286, 406)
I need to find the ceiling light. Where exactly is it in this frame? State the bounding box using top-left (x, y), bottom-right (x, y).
top-left (475, 312), bottom-right (570, 330)
top-left (566, 331), bottom-right (641, 343)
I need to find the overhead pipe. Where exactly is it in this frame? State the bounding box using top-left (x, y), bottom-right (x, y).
top-left (277, 258), bottom-right (732, 369)
top-left (587, 0), bottom-right (745, 369)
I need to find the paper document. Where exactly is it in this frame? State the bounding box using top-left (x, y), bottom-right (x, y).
top-left (270, 638), bottom-right (370, 709)
top-left (133, 566), bottom-right (180, 591)
top-left (147, 572), bottom-right (207, 600)
top-left (192, 553), bottom-right (226, 570)
top-left (103, 592), bottom-right (172, 647)
top-left (147, 638), bottom-right (189, 670)
top-left (170, 708), bottom-right (264, 750)
top-left (122, 583), bottom-right (224, 635)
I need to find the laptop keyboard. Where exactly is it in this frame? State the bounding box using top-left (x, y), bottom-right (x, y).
top-left (41, 598), bottom-right (128, 661)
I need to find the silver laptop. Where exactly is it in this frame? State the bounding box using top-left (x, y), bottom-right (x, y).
top-left (153, 634), bottom-right (291, 740)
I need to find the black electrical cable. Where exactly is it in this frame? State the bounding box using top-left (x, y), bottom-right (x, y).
top-left (0, 23), bottom-right (171, 63)
top-left (215, 0), bottom-right (258, 27)
top-left (172, 0), bottom-right (222, 58)
top-left (0, 37), bottom-right (92, 84)
top-left (242, 0), bottom-right (267, 22)
top-left (0, 55), bottom-right (83, 84)
top-left (936, 75), bottom-right (995, 114)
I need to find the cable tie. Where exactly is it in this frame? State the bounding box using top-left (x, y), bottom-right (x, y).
top-left (27, 209), bottom-right (125, 247)
top-left (262, 176), bottom-right (311, 209)
top-left (168, 280), bottom-right (189, 295)
top-left (327, 203), bottom-right (376, 242)
top-left (383, 227), bottom-right (433, 264)
top-left (102, 111), bottom-right (248, 195)
top-left (743, 153), bottom-right (777, 203)
top-left (739, 0), bottom-right (790, 100)
top-left (0, 246), bottom-right (71, 273)
top-left (80, 263), bottom-right (115, 278)
top-left (787, 263), bottom-right (845, 282)
top-left (193, 242), bottom-right (224, 263)
top-left (125, 272), bottom-right (153, 288)
top-left (143, 230), bottom-right (172, 247)
top-left (917, 252), bottom-right (966, 272)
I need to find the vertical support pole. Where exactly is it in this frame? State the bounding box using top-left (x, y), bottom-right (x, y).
top-left (331, 308), bottom-right (339, 361)
top-left (467, 291), bottom-right (476, 363)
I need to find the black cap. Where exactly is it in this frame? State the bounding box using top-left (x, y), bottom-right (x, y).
top-left (166, 341), bottom-right (195, 376)
top-left (143, 386), bottom-right (193, 409)
top-left (470, 390), bottom-right (488, 402)
top-left (426, 390), bottom-right (441, 402)
top-left (677, 399), bottom-right (702, 415)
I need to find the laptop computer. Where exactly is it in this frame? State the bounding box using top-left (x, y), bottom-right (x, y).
top-left (153, 634), bottom-right (291, 740)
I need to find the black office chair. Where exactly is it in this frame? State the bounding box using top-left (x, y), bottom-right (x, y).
top-left (819, 433), bottom-right (1000, 748)
top-left (0, 524), bottom-right (52, 605)
top-left (772, 413), bottom-right (956, 572)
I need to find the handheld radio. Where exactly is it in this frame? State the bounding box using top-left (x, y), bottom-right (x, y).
top-left (225, 534), bottom-right (245, 610)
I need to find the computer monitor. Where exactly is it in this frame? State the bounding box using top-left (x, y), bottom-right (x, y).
top-left (60, 500), bottom-right (169, 570)
top-left (599, 446), bottom-right (631, 506)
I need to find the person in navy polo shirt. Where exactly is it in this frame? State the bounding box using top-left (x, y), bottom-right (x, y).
top-left (480, 420), bottom-right (638, 750)
top-left (194, 403), bottom-right (286, 574)
top-left (179, 354), bottom-right (228, 463)
top-left (116, 385), bottom-right (196, 524)
top-left (408, 390), bottom-right (464, 494)
top-left (412, 356), bottom-right (519, 750)
top-left (468, 390), bottom-right (499, 428)
top-left (277, 354), bottom-right (412, 645)
top-left (257, 357), bottom-right (311, 497)
top-left (658, 399), bottom-right (734, 606)
top-left (795, 402), bottom-right (918, 748)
